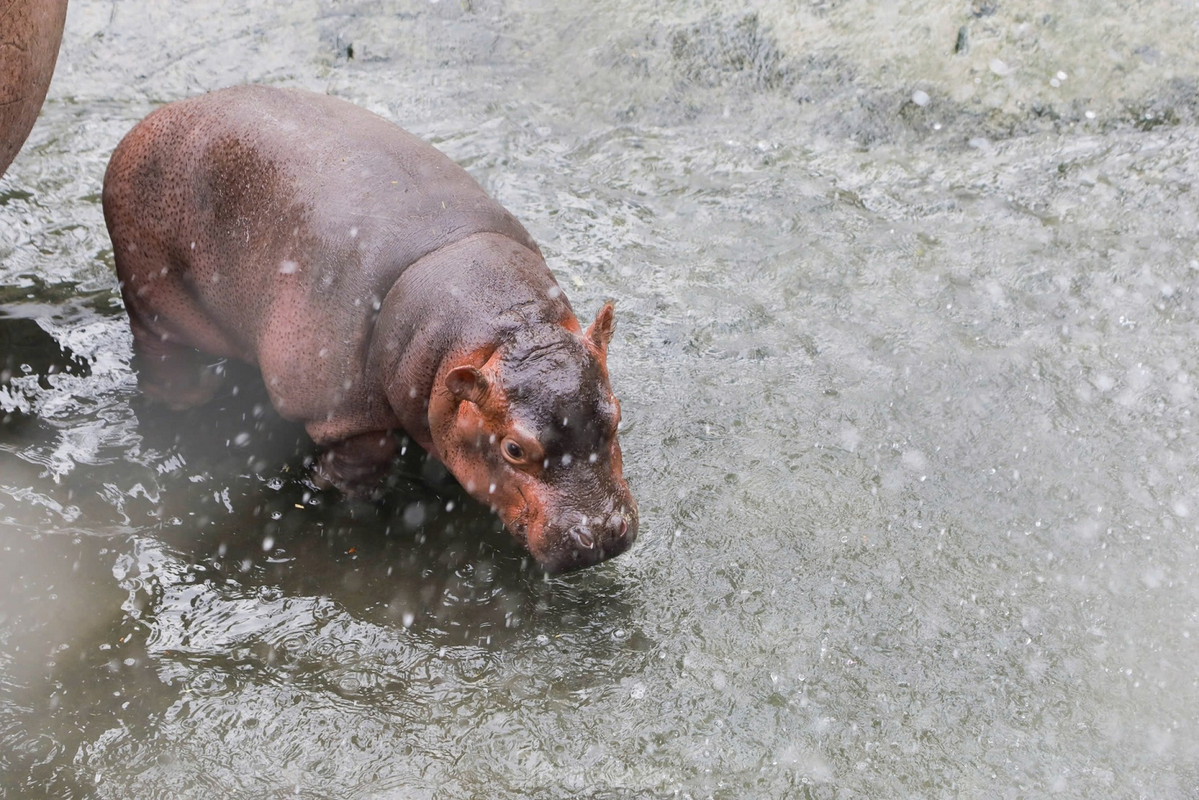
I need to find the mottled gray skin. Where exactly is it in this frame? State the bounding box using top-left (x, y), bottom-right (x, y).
top-left (103, 85), bottom-right (637, 573)
top-left (0, 0), bottom-right (67, 178)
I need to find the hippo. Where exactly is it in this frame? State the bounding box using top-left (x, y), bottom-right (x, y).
top-left (0, 0), bottom-right (69, 178)
top-left (102, 85), bottom-right (637, 573)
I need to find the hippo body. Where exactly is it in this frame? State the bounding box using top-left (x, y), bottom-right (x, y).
top-left (0, 0), bottom-right (68, 178)
top-left (103, 85), bottom-right (637, 573)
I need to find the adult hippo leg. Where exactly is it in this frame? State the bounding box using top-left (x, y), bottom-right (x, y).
top-left (0, 0), bottom-right (69, 178)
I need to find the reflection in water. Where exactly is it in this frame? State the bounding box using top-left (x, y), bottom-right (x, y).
top-left (3, 0), bottom-right (1199, 797)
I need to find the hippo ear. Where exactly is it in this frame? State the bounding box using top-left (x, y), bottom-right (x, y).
top-left (446, 366), bottom-right (488, 404)
top-left (585, 302), bottom-right (616, 354)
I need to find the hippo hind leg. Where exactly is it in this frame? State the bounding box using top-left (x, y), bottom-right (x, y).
top-left (129, 317), bottom-right (226, 410)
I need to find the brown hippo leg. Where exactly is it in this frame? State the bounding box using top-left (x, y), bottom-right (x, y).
top-left (0, 0), bottom-right (69, 178)
top-left (129, 317), bottom-right (225, 410)
top-left (311, 430), bottom-right (398, 495)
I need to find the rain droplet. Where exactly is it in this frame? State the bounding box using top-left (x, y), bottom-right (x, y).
top-left (402, 502), bottom-right (426, 528)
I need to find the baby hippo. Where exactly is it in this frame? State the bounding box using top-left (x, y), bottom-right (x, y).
top-left (102, 85), bottom-right (637, 574)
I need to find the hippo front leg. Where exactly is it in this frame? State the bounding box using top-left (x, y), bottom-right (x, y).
top-left (311, 429), bottom-right (398, 496)
top-left (129, 317), bottom-right (226, 410)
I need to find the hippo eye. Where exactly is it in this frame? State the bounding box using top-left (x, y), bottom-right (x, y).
top-left (502, 439), bottom-right (525, 463)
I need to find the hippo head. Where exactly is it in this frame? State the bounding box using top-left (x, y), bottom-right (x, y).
top-left (431, 303), bottom-right (638, 573)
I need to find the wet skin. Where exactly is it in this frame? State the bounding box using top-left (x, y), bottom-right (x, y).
top-left (102, 85), bottom-right (637, 574)
top-left (0, 0), bottom-right (68, 178)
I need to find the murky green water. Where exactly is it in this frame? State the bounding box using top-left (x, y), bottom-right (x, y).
top-left (3, 1), bottom-right (1198, 797)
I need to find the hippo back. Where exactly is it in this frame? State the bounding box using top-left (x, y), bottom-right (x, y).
top-left (103, 85), bottom-right (541, 423)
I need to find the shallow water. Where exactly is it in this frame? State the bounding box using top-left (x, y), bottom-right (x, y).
top-left (3, 1), bottom-right (1198, 797)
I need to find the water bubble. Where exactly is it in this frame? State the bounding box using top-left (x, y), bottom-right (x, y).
top-left (911, 90), bottom-right (930, 107)
top-left (262, 535), bottom-right (275, 552)
top-left (279, 260), bottom-right (299, 274)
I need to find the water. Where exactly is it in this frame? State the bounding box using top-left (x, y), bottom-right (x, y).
top-left (3, 0), bottom-right (1198, 796)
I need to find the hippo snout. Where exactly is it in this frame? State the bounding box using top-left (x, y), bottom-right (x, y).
top-left (544, 505), bottom-right (638, 574)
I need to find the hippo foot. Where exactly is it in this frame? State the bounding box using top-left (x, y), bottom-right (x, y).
top-left (307, 463), bottom-right (388, 501)
top-left (139, 366), bottom-right (225, 410)
top-left (310, 430), bottom-right (398, 500)
top-left (130, 330), bottom-right (227, 410)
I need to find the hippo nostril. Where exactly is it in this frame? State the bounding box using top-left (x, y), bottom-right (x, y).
top-left (570, 527), bottom-right (596, 550)
top-left (607, 512), bottom-right (630, 539)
